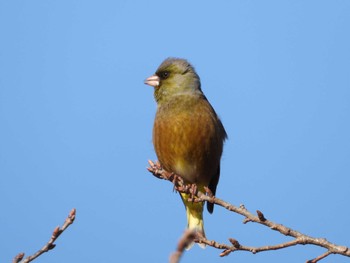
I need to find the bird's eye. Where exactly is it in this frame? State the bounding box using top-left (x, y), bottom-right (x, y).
top-left (160, 71), bottom-right (170, 79)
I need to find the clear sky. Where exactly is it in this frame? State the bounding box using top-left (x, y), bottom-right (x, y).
top-left (0, 1), bottom-right (349, 263)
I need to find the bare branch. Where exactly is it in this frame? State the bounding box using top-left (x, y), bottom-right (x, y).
top-left (147, 160), bottom-right (350, 262)
top-left (306, 251), bottom-right (332, 263)
top-left (169, 230), bottom-right (196, 263)
top-left (13, 208), bottom-right (76, 263)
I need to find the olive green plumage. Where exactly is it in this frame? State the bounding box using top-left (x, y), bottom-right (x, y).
top-left (145, 58), bottom-right (227, 246)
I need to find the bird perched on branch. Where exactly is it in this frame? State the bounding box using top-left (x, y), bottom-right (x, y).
top-left (145, 58), bottom-right (227, 248)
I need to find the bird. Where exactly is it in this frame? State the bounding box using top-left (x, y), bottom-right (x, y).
top-left (144, 58), bottom-right (227, 248)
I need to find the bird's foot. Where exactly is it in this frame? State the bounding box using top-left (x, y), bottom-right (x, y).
top-left (170, 173), bottom-right (183, 192)
top-left (185, 183), bottom-right (202, 203)
top-left (189, 184), bottom-right (198, 201)
top-left (147, 160), bottom-right (165, 179)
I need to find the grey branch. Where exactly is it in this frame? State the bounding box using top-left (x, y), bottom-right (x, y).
top-left (147, 160), bottom-right (349, 263)
top-left (12, 208), bottom-right (76, 263)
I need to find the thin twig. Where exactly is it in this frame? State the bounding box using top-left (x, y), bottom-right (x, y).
top-left (13, 208), bottom-right (76, 263)
top-left (169, 230), bottom-right (196, 263)
top-left (147, 160), bottom-right (350, 262)
top-left (306, 250), bottom-right (333, 263)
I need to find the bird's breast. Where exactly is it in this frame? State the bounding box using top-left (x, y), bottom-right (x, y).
top-left (153, 98), bottom-right (223, 184)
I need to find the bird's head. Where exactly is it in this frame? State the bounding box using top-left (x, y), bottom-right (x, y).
top-left (144, 58), bottom-right (202, 104)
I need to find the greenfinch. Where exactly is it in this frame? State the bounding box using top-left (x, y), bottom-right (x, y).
top-left (145, 58), bottom-right (227, 248)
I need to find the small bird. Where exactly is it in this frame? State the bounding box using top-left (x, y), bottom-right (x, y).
top-left (145, 58), bottom-right (227, 248)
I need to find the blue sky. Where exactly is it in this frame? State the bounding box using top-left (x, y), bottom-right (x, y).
top-left (0, 1), bottom-right (349, 263)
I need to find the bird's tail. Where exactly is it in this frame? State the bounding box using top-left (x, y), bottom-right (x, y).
top-left (180, 192), bottom-right (206, 250)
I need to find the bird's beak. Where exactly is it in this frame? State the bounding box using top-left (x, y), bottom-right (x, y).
top-left (144, 75), bottom-right (160, 87)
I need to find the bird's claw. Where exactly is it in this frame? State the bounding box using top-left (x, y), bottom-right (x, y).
top-left (190, 184), bottom-right (198, 201)
top-left (147, 160), bottom-right (164, 179)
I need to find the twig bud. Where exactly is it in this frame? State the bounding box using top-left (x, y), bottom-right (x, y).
top-left (229, 238), bottom-right (241, 248)
top-left (257, 210), bottom-right (266, 221)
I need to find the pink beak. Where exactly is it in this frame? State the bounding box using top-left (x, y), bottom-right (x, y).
top-left (144, 75), bottom-right (160, 87)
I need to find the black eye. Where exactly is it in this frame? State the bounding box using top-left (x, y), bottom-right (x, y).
top-left (159, 71), bottom-right (170, 79)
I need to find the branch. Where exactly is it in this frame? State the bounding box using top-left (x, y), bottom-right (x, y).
top-left (13, 208), bottom-right (76, 263)
top-left (169, 230), bottom-right (196, 263)
top-left (147, 160), bottom-right (349, 262)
